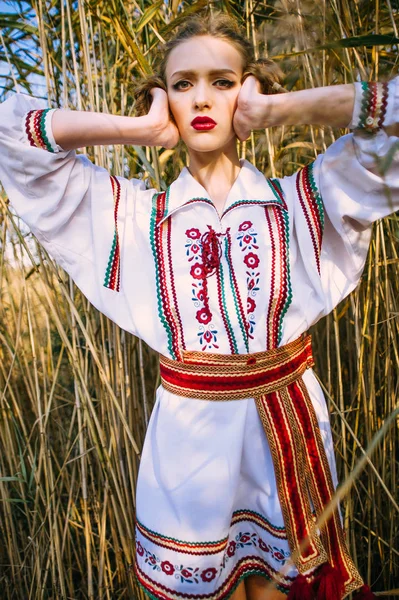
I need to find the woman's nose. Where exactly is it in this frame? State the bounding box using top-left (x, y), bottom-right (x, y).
top-left (193, 82), bottom-right (212, 109)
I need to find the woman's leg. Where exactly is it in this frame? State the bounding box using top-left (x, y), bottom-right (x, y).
top-left (244, 575), bottom-right (287, 600)
top-left (230, 580), bottom-right (247, 600)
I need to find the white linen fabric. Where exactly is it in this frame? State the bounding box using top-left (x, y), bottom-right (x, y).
top-left (0, 79), bottom-right (398, 598)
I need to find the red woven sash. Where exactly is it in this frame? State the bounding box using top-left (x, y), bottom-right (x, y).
top-left (159, 335), bottom-right (363, 597)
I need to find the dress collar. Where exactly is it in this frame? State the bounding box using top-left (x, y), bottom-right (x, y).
top-left (157, 158), bottom-right (287, 226)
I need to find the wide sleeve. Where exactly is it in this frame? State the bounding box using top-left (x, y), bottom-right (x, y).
top-left (0, 93), bottom-right (149, 335)
top-left (282, 76), bottom-right (399, 316)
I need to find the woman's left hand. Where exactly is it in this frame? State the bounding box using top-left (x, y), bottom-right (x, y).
top-left (233, 75), bottom-right (271, 141)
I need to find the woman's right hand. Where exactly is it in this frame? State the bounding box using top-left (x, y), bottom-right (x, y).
top-left (145, 88), bottom-right (180, 149)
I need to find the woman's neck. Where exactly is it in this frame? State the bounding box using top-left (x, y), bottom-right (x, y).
top-left (187, 146), bottom-right (242, 217)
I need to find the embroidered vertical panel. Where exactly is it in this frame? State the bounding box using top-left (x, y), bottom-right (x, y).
top-left (288, 379), bottom-right (361, 587)
top-left (255, 388), bottom-right (327, 571)
top-left (150, 190), bottom-right (184, 360)
top-left (103, 175), bottom-right (121, 292)
top-left (296, 164), bottom-right (325, 275)
top-left (25, 109), bottom-right (57, 153)
top-left (264, 183), bottom-right (292, 349)
top-left (236, 220), bottom-right (261, 341)
top-left (225, 229), bottom-right (249, 353)
top-left (216, 239), bottom-right (237, 354)
top-left (186, 227), bottom-right (219, 351)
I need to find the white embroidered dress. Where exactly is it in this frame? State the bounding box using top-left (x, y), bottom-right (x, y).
top-left (0, 80), bottom-right (398, 598)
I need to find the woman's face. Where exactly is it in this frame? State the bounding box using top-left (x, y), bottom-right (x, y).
top-left (165, 36), bottom-right (244, 154)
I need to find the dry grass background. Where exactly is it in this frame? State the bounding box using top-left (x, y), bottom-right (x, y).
top-left (0, 0), bottom-right (398, 598)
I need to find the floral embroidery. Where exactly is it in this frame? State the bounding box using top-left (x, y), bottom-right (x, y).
top-left (235, 531), bottom-right (257, 548)
top-left (196, 307), bottom-right (212, 325)
top-left (238, 220), bottom-right (253, 231)
top-left (236, 221), bottom-right (261, 340)
top-left (201, 568), bottom-right (218, 582)
top-left (136, 529), bottom-right (291, 588)
top-left (258, 538), bottom-right (269, 553)
top-left (237, 221), bottom-right (259, 251)
top-left (161, 561), bottom-right (175, 576)
top-left (191, 264), bottom-right (207, 279)
top-left (198, 326), bottom-right (218, 349)
top-left (186, 228), bottom-right (201, 240)
top-left (244, 252), bottom-right (260, 269)
top-left (227, 541), bottom-right (236, 557)
top-left (185, 227), bottom-right (219, 351)
top-left (178, 566), bottom-right (201, 584)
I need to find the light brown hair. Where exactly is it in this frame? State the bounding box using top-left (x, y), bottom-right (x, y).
top-left (133, 12), bottom-right (285, 117)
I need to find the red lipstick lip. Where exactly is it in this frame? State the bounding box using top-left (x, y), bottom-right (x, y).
top-left (191, 116), bottom-right (217, 125)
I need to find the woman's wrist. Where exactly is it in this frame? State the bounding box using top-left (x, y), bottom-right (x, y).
top-left (265, 84), bottom-right (355, 129)
top-left (51, 109), bottom-right (155, 151)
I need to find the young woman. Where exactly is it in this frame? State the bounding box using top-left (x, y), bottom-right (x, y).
top-left (0, 12), bottom-right (398, 600)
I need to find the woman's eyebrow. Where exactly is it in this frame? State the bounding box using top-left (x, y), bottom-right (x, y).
top-left (170, 68), bottom-right (238, 79)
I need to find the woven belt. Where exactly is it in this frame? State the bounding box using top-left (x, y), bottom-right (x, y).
top-left (159, 335), bottom-right (363, 598)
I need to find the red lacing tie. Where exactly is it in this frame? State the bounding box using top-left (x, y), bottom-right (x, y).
top-left (200, 226), bottom-right (224, 277)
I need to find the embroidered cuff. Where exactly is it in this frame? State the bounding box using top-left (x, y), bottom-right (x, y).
top-left (24, 108), bottom-right (62, 153)
top-left (349, 81), bottom-right (389, 133)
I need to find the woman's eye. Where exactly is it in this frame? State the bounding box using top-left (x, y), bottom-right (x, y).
top-left (173, 81), bottom-right (190, 90)
top-left (172, 79), bottom-right (235, 90)
top-left (215, 79), bottom-right (234, 88)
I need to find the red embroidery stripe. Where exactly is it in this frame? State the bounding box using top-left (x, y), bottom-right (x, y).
top-left (296, 167), bottom-right (322, 274)
top-left (167, 217), bottom-right (185, 354)
top-left (216, 258), bottom-right (235, 354)
top-left (265, 208), bottom-right (276, 350)
top-left (272, 207), bottom-right (287, 346)
top-left (134, 555), bottom-right (294, 599)
top-left (226, 229), bottom-right (248, 351)
top-left (231, 510), bottom-right (287, 538)
top-left (110, 176), bottom-right (121, 291)
top-left (378, 82), bottom-right (389, 128)
top-left (155, 193), bottom-right (182, 360)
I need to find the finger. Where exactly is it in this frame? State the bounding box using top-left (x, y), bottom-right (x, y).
top-left (233, 114), bottom-right (250, 142)
top-left (239, 75), bottom-right (262, 103)
top-left (148, 87), bottom-right (167, 112)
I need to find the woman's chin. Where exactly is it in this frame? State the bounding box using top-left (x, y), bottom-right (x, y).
top-left (183, 133), bottom-right (236, 154)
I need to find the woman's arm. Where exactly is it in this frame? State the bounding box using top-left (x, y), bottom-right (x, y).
top-left (233, 76), bottom-right (399, 139)
top-left (52, 88), bottom-right (179, 150)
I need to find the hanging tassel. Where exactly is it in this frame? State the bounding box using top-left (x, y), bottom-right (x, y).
top-left (314, 563), bottom-right (344, 600)
top-left (353, 584), bottom-right (377, 599)
top-left (288, 574), bottom-right (315, 600)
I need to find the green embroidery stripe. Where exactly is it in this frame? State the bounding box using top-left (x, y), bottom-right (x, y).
top-left (134, 557), bottom-right (292, 598)
top-left (158, 197), bottom-right (214, 225)
top-left (226, 231), bottom-right (249, 353)
top-left (150, 190), bottom-right (176, 359)
top-left (222, 197), bottom-right (287, 219)
top-left (103, 231), bottom-right (118, 287)
top-left (39, 108), bottom-right (55, 153)
top-left (307, 163), bottom-right (325, 231)
top-left (232, 509), bottom-right (286, 534)
top-left (136, 518), bottom-right (228, 550)
top-left (219, 243), bottom-right (238, 354)
top-left (277, 209), bottom-right (292, 346)
top-left (103, 176), bottom-right (121, 291)
top-left (266, 178), bottom-right (287, 209)
top-left (358, 81), bottom-right (372, 130)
